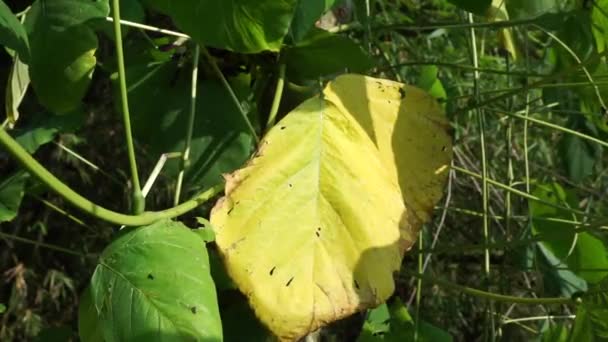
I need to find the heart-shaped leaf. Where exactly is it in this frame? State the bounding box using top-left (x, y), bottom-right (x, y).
top-left (24, 0), bottom-right (109, 114)
top-left (88, 220), bottom-right (222, 341)
top-left (211, 74), bottom-right (452, 340)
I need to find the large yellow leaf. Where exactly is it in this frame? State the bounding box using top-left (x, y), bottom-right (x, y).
top-left (211, 74), bottom-right (452, 341)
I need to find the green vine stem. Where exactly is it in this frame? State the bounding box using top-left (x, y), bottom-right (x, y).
top-left (405, 271), bottom-right (575, 305)
top-left (112, 0), bottom-right (144, 214)
top-left (0, 128), bottom-right (223, 226)
top-left (174, 44), bottom-right (201, 206)
top-left (266, 62), bottom-right (286, 129)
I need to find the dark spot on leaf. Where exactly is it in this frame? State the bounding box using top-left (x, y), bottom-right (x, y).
top-left (227, 207), bottom-right (234, 215)
top-left (399, 88), bottom-right (406, 99)
top-left (354, 280), bottom-right (360, 290)
top-left (280, 126), bottom-right (286, 130)
top-left (441, 146), bottom-right (447, 152)
top-left (191, 306), bottom-right (197, 314)
top-left (316, 231), bottom-right (320, 237)
top-left (286, 277), bottom-right (294, 287)
top-left (270, 266), bottom-right (276, 276)
top-left (288, 183), bottom-right (293, 188)
top-left (147, 273), bottom-right (154, 280)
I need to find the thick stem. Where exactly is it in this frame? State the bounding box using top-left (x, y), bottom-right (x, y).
top-left (112, 0), bottom-right (144, 214)
top-left (0, 128), bottom-right (223, 226)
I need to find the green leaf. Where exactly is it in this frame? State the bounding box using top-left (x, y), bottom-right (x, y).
top-left (89, 220), bottom-right (222, 341)
top-left (538, 321), bottom-right (569, 342)
top-left (5, 53), bottom-right (29, 126)
top-left (507, 0), bottom-right (577, 19)
top-left (284, 28), bottom-right (373, 81)
top-left (289, 0), bottom-right (336, 42)
top-left (537, 243), bottom-right (588, 297)
top-left (116, 59), bottom-right (254, 195)
top-left (416, 65), bottom-right (447, 101)
top-left (78, 287), bottom-right (104, 342)
top-left (571, 276), bottom-right (608, 341)
top-left (13, 110), bottom-right (84, 154)
top-left (530, 183), bottom-right (608, 284)
top-left (358, 299), bottom-right (452, 342)
top-left (99, 0), bottom-right (145, 39)
top-left (447, 0), bottom-right (491, 15)
top-left (211, 74), bottom-right (452, 340)
top-left (0, 303), bottom-right (6, 314)
top-left (0, 0), bottom-right (29, 60)
top-left (24, 0), bottom-right (109, 114)
top-left (592, 0), bottom-right (608, 53)
top-left (559, 132), bottom-right (598, 183)
top-left (0, 171), bottom-right (28, 223)
top-left (142, 0), bottom-right (298, 53)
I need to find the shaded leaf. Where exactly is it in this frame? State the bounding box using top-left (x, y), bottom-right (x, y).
top-left (24, 0), bottom-right (109, 114)
top-left (507, 0), bottom-right (577, 19)
top-left (530, 183), bottom-right (608, 284)
top-left (592, 0), bottom-right (608, 53)
top-left (220, 292), bottom-right (273, 342)
top-left (537, 243), bottom-right (588, 297)
top-left (142, 0), bottom-right (298, 53)
top-left (211, 74), bottom-right (452, 340)
top-left (284, 28), bottom-right (373, 81)
top-left (78, 286), bottom-right (104, 342)
top-left (538, 321), bottom-right (569, 342)
top-left (0, 171), bottom-right (28, 223)
top-left (289, 0), bottom-right (336, 42)
top-left (559, 132), bottom-right (598, 182)
top-left (13, 110), bottom-right (84, 154)
top-left (447, 0), bottom-right (491, 15)
top-left (0, 303), bottom-right (5, 314)
top-left (0, 0), bottom-right (29, 60)
top-left (571, 276), bottom-right (608, 341)
top-left (90, 220), bottom-right (222, 341)
top-left (116, 59), bottom-right (254, 195)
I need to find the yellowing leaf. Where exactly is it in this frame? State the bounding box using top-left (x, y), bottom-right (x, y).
top-left (211, 74), bottom-right (452, 341)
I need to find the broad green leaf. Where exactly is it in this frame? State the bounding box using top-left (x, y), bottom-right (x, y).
top-left (0, 0), bottom-right (29, 60)
top-left (78, 287), bottom-right (104, 342)
top-left (284, 28), bottom-right (373, 81)
top-left (25, 0), bottom-right (109, 114)
top-left (289, 0), bottom-right (336, 42)
top-left (89, 220), bottom-right (222, 341)
top-left (0, 171), bottom-right (28, 223)
top-left (211, 74), bottom-right (452, 340)
top-left (447, 0), bottom-right (491, 15)
top-left (116, 60), bottom-right (254, 195)
top-left (142, 0), bottom-right (298, 53)
top-left (571, 276), bottom-right (608, 341)
top-left (530, 183), bottom-right (608, 284)
top-left (5, 53), bottom-right (29, 126)
top-left (0, 303), bottom-right (5, 313)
